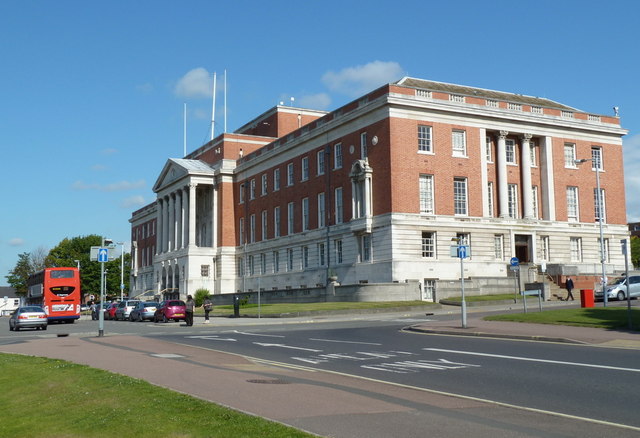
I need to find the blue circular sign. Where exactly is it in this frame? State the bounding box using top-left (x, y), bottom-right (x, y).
top-left (510, 257), bottom-right (519, 266)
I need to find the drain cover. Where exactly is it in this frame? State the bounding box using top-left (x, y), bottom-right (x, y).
top-left (246, 379), bottom-right (290, 384)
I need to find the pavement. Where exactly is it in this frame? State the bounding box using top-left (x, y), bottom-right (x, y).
top-left (1, 301), bottom-right (639, 437)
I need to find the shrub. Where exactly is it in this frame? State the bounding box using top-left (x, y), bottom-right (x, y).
top-left (194, 289), bottom-right (210, 307)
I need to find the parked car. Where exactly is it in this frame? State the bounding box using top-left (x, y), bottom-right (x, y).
top-left (115, 300), bottom-right (141, 321)
top-left (9, 306), bottom-right (48, 331)
top-left (80, 304), bottom-right (89, 312)
top-left (154, 300), bottom-right (186, 323)
top-left (129, 301), bottom-right (159, 322)
top-left (595, 275), bottom-right (640, 301)
top-left (105, 302), bottom-right (119, 320)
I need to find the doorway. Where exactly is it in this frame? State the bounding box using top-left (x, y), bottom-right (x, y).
top-left (514, 234), bottom-right (532, 263)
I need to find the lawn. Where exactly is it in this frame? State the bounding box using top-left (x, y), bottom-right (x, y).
top-left (0, 354), bottom-right (314, 438)
top-left (209, 300), bottom-right (438, 316)
top-left (484, 307), bottom-right (640, 330)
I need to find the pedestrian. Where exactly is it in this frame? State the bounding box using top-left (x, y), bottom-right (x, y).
top-left (203, 295), bottom-right (213, 323)
top-left (565, 277), bottom-right (575, 301)
top-left (185, 295), bottom-right (195, 326)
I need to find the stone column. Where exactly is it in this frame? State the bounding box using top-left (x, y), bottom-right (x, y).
top-left (163, 195), bottom-right (170, 253)
top-left (189, 183), bottom-right (197, 248)
top-left (212, 183), bottom-right (218, 250)
top-left (497, 131), bottom-right (509, 218)
top-left (521, 133), bottom-right (533, 219)
top-left (156, 198), bottom-right (164, 255)
top-left (168, 193), bottom-right (175, 252)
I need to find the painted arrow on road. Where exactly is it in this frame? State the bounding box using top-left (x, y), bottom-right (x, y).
top-left (253, 342), bottom-right (323, 352)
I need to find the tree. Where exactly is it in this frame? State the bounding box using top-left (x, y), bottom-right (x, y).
top-left (631, 236), bottom-right (640, 269)
top-left (5, 252), bottom-right (33, 296)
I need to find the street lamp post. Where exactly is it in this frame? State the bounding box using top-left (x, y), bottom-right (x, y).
top-left (575, 158), bottom-right (607, 307)
top-left (116, 242), bottom-right (125, 301)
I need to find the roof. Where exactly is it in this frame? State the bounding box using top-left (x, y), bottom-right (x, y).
top-left (0, 286), bottom-right (19, 298)
top-left (169, 158), bottom-right (216, 174)
top-left (396, 77), bottom-right (579, 112)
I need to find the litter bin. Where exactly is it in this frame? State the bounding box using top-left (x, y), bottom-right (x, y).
top-left (580, 289), bottom-right (594, 308)
top-left (233, 295), bottom-right (240, 317)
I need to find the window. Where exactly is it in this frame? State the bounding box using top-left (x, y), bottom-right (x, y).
top-left (261, 210), bottom-right (267, 241)
top-left (301, 157), bottom-right (309, 181)
top-left (456, 233), bottom-right (470, 254)
top-left (487, 182), bottom-right (494, 217)
top-left (360, 132), bottom-right (368, 159)
top-left (318, 243), bottom-right (326, 266)
top-left (287, 202), bottom-right (295, 235)
top-left (486, 99), bottom-right (498, 108)
top-left (453, 178), bottom-right (468, 215)
top-left (260, 253), bottom-right (266, 275)
top-left (598, 238), bottom-right (609, 262)
top-left (594, 188), bottom-right (606, 223)
top-left (452, 130), bottom-right (467, 157)
top-left (318, 193), bottom-right (325, 228)
top-left (566, 187), bottom-right (579, 222)
top-left (273, 250), bottom-right (280, 273)
top-left (564, 144), bottom-right (576, 168)
top-left (485, 137), bottom-right (493, 162)
top-left (423, 279), bottom-right (436, 301)
top-left (334, 143), bottom-right (343, 169)
top-left (540, 236), bottom-right (550, 261)
top-left (239, 183), bottom-right (245, 204)
top-left (317, 150), bottom-right (325, 175)
top-left (287, 163), bottom-right (294, 186)
top-left (248, 255), bottom-right (254, 276)
top-left (531, 106), bottom-right (543, 114)
top-left (250, 179), bottom-right (256, 200)
top-left (418, 125), bottom-right (432, 153)
top-left (508, 184), bottom-right (518, 219)
top-left (570, 237), bottom-right (582, 262)
top-left (335, 239), bottom-right (343, 264)
top-left (506, 139), bottom-right (516, 164)
top-left (274, 206), bottom-right (281, 238)
top-left (416, 89), bottom-right (432, 99)
top-left (421, 232), bottom-right (435, 258)
top-left (561, 110), bottom-right (574, 119)
top-left (302, 246), bottom-right (309, 269)
top-left (237, 257), bottom-right (244, 277)
top-left (359, 234), bottom-right (372, 262)
top-left (286, 248), bottom-right (294, 271)
top-left (261, 174), bottom-right (267, 196)
top-left (249, 214), bottom-right (255, 243)
top-left (591, 146), bottom-right (603, 170)
top-left (302, 197), bottom-right (309, 231)
top-left (508, 102), bottom-right (522, 111)
top-left (274, 168), bottom-right (281, 191)
top-left (494, 235), bottom-right (503, 260)
top-left (201, 265), bottom-right (210, 277)
top-left (529, 142), bottom-right (537, 166)
top-left (239, 218), bottom-right (244, 245)
top-left (335, 187), bottom-right (343, 224)
top-left (419, 174), bottom-right (434, 214)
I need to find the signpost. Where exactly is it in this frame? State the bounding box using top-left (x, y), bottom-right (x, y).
top-left (451, 239), bottom-right (470, 329)
top-left (510, 257), bottom-right (520, 304)
top-left (91, 240), bottom-right (114, 337)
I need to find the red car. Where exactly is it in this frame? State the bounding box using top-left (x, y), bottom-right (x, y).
top-left (105, 302), bottom-right (119, 320)
top-left (153, 300), bottom-right (186, 323)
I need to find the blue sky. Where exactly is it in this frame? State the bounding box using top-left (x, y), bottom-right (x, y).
top-left (1, 0), bottom-right (639, 285)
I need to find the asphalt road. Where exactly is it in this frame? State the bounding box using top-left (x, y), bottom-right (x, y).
top-left (2, 311), bottom-right (639, 436)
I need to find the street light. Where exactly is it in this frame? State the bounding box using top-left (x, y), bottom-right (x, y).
top-left (575, 158), bottom-right (608, 307)
top-left (116, 242), bottom-right (125, 301)
top-left (99, 238), bottom-right (113, 337)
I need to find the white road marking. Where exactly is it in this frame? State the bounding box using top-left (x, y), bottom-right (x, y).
top-left (309, 338), bottom-right (381, 345)
top-left (186, 335), bottom-right (237, 341)
top-left (253, 342), bottom-right (323, 352)
top-left (425, 348), bottom-right (640, 373)
top-left (231, 330), bottom-right (285, 338)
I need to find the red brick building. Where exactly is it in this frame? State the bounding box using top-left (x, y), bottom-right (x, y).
top-left (130, 77), bottom-right (629, 300)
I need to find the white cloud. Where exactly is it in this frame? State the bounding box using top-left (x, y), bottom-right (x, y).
top-left (101, 148), bottom-right (118, 156)
top-left (71, 180), bottom-right (146, 192)
top-left (136, 83), bottom-right (154, 93)
top-left (174, 67), bottom-right (212, 99)
top-left (322, 61), bottom-right (404, 97)
top-left (120, 195), bottom-right (146, 208)
top-left (624, 134), bottom-right (640, 222)
top-left (8, 238), bottom-right (24, 247)
top-left (298, 93), bottom-right (332, 110)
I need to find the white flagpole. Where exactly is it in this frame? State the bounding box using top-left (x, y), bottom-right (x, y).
top-left (211, 71), bottom-right (217, 141)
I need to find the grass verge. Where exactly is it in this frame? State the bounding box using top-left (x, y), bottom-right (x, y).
top-left (484, 307), bottom-right (640, 330)
top-left (0, 354), bottom-right (314, 438)
top-left (210, 300), bottom-right (437, 316)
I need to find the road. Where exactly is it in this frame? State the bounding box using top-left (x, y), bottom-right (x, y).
top-left (2, 311), bottom-right (639, 436)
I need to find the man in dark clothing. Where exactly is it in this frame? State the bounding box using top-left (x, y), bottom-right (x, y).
top-left (203, 296), bottom-right (213, 323)
top-left (565, 277), bottom-right (575, 301)
top-left (185, 295), bottom-right (195, 326)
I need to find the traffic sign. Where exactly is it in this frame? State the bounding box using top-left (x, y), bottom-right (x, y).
top-left (98, 248), bottom-right (109, 263)
top-left (510, 257), bottom-right (519, 266)
top-left (458, 245), bottom-right (468, 259)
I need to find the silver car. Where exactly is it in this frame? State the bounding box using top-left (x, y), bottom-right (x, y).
top-left (129, 302), bottom-right (159, 322)
top-left (9, 306), bottom-right (48, 331)
top-left (114, 300), bottom-right (141, 320)
top-left (595, 275), bottom-right (640, 301)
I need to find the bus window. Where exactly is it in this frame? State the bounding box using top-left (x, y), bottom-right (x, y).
top-left (50, 270), bottom-right (75, 279)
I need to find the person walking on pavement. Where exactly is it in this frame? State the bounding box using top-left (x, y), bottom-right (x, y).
top-left (185, 295), bottom-right (195, 326)
top-left (565, 277), bottom-right (575, 301)
top-left (203, 295), bottom-right (213, 323)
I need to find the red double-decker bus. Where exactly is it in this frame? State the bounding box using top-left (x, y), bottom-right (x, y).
top-left (27, 267), bottom-right (81, 323)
